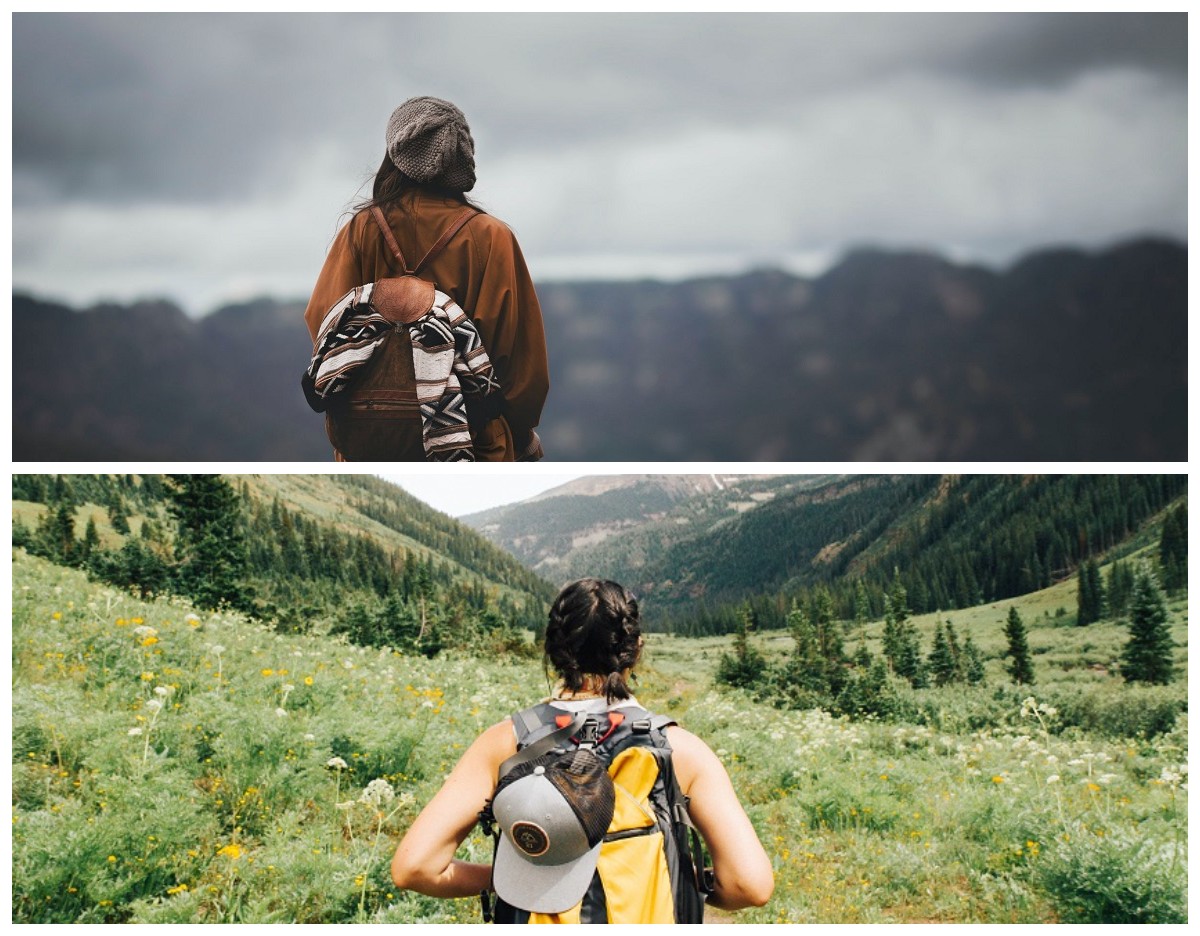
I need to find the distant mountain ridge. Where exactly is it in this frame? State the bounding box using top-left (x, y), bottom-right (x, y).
top-left (463, 474), bottom-right (815, 580)
top-left (463, 473), bottom-right (1187, 632)
top-left (12, 237), bottom-right (1186, 460)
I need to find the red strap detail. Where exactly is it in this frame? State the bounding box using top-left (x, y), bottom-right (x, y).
top-left (555, 714), bottom-right (573, 729)
top-left (594, 711), bottom-right (625, 744)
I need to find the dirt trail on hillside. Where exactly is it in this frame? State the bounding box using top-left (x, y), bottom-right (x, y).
top-left (704, 905), bottom-right (737, 924)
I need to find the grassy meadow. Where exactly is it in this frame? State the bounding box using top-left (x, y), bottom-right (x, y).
top-left (10, 549), bottom-right (1188, 923)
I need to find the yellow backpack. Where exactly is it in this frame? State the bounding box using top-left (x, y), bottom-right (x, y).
top-left (480, 704), bottom-right (712, 924)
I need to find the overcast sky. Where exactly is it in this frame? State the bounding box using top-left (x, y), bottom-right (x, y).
top-left (380, 472), bottom-right (584, 517)
top-left (12, 11), bottom-right (1187, 316)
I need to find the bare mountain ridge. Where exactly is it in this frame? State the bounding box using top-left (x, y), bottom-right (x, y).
top-left (12, 236), bottom-right (1186, 461)
top-left (462, 474), bottom-right (837, 585)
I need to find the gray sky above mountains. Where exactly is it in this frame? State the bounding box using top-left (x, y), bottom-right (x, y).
top-left (12, 11), bottom-right (1187, 315)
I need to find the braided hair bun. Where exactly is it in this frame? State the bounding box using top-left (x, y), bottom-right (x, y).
top-left (545, 579), bottom-right (642, 702)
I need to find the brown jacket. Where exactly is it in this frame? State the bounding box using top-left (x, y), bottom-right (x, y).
top-left (304, 190), bottom-right (549, 460)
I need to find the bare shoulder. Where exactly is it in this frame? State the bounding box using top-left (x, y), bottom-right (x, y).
top-left (664, 724), bottom-right (725, 793)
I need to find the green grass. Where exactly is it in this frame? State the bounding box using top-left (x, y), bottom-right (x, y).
top-left (11, 550), bottom-right (1188, 923)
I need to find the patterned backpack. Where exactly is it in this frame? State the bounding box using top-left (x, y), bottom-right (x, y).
top-left (301, 206), bottom-right (503, 461)
top-left (479, 703), bottom-right (713, 924)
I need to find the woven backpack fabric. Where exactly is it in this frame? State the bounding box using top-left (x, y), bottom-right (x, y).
top-left (301, 206), bottom-right (502, 461)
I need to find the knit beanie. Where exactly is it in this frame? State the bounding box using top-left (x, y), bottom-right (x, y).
top-left (386, 96), bottom-right (476, 192)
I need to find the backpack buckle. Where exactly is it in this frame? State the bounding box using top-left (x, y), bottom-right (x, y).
top-left (576, 714), bottom-right (602, 748)
top-left (631, 718), bottom-right (652, 734)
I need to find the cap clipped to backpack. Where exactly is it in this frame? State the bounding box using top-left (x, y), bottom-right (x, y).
top-left (490, 747), bottom-right (616, 914)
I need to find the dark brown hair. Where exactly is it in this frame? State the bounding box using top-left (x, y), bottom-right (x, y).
top-left (545, 579), bottom-right (643, 702)
top-left (352, 155), bottom-right (481, 216)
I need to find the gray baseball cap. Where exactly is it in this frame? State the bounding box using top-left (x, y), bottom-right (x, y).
top-left (491, 748), bottom-right (616, 914)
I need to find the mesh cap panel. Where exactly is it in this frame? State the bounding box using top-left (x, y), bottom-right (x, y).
top-left (495, 747), bottom-right (615, 849)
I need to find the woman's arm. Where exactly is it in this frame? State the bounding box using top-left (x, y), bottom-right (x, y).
top-left (390, 719), bottom-right (516, 898)
top-left (666, 726), bottom-right (775, 911)
top-left (303, 219), bottom-right (364, 343)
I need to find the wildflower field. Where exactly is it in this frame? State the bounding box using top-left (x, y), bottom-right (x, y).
top-left (10, 550), bottom-right (1188, 923)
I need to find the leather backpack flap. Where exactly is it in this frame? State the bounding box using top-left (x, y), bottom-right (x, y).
top-left (371, 276), bottom-right (437, 325)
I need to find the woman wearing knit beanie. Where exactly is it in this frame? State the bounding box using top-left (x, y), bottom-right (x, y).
top-left (304, 96), bottom-right (548, 461)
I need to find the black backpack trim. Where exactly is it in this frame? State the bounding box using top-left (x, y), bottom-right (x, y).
top-left (480, 703), bottom-right (712, 924)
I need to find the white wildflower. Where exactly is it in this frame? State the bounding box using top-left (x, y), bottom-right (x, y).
top-left (1097, 773), bottom-right (1118, 786)
top-left (326, 757), bottom-right (349, 770)
top-left (145, 699), bottom-right (164, 713)
top-left (1045, 774), bottom-right (1060, 785)
top-left (275, 708), bottom-right (289, 718)
top-left (304, 733), bottom-right (316, 742)
top-left (282, 684), bottom-right (295, 694)
top-left (361, 778), bottom-right (396, 808)
top-left (128, 727), bottom-right (144, 736)
top-left (154, 686), bottom-right (173, 698)
top-left (133, 625), bottom-right (158, 640)
top-left (209, 644), bottom-right (226, 656)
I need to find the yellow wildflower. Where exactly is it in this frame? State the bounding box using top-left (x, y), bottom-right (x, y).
top-left (216, 843), bottom-right (243, 859)
top-left (304, 676), bottom-right (314, 686)
top-left (261, 669), bottom-right (275, 677)
top-left (52, 612), bottom-right (62, 620)
top-left (141, 672), bottom-right (156, 682)
top-left (141, 636), bottom-right (158, 647)
top-left (992, 776), bottom-right (1005, 784)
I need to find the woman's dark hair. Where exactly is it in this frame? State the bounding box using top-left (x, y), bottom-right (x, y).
top-left (352, 155), bottom-right (481, 215)
top-left (545, 579), bottom-right (643, 702)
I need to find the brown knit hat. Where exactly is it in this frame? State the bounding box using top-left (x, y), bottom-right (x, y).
top-left (386, 96), bottom-right (476, 192)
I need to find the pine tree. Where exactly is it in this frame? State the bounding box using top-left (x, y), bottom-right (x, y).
top-left (928, 621), bottom-right (958, 687)
top-left (882, 570), bottom-right (909, 668)
top-left (944, 621), bottom-right (963, 680)
top-left (1158, 504), bottom-right (1187, 594)
top-left (853, 580), bottom-right (872, 635)
top-left (1105, 560), bottom-right (1136, 619)
top-left (166, 475), bottom-right (252, 612)
top-left (893, 626), bottom-right (926, 688)
top-left (1121, 567), bottom-right (1174, 684)
top-left (36, 502), bottom-right (76, 563)
top-left (1003, 606), bottom-right (1034, 685)
top-left (962, 634), bottom-right (986, 685)
top-left (810, 588), bottom-right (846, 694)
top-left (716, 604), bottom-right (767, 689)
top-left (78, 516), bottom-right (101, 561)
top-left (1076, 558), bottom-right (1106, 626)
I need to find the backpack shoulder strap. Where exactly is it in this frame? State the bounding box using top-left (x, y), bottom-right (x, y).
top-left (412, 207), bottom-right (479, 276)
top-left (497, 705), bottom-right (585, 781)
top-left (369, 206), bottom-right (409, 273)
top-left (368, 205), bottom-right (479, 277)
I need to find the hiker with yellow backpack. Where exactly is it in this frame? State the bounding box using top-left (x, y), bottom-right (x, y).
top-left (391, 579), bottom-right (774, 923)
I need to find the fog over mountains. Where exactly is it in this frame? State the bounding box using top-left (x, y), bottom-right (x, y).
top-left (12, 237), bottom-right (1185, 462)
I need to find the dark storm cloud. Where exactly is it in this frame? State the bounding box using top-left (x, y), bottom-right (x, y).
top-left (13, 12), bottom-right (1186, 207)
top-left (11, 11), bottom-right (1186, 314)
